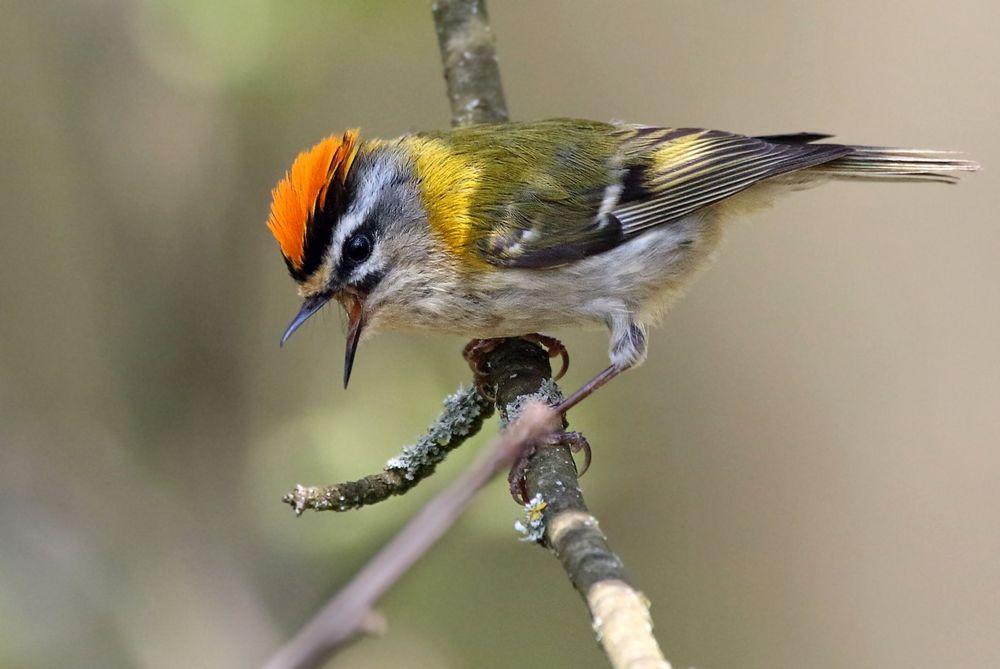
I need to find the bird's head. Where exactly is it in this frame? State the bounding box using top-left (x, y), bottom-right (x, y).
top-left (266, 130), bottom-right (389, 387)
top-left (268, 129), bottom-right (494, 386)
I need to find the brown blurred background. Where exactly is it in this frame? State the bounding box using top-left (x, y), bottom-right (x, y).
top-left (2, 2), bottom-right (998, 667)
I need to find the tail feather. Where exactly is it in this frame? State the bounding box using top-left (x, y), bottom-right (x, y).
top-left (812, 145), bottom-right (980, 184)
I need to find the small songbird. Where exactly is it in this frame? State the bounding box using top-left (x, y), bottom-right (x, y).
top-left (266, 119), bottom-right (977, 411)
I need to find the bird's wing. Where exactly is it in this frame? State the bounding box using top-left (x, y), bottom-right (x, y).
top-left (478, 123), bottom-right (849, 268)
top-left (464, 120), bottom-right (628, 268)
top-left (608, 126), bottom-right (850, 236)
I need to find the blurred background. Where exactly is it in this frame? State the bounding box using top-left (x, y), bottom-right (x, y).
top-left (2, 1), bottom-right (998, 667)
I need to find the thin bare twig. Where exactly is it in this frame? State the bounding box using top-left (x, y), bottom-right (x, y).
top-left (264, 403), bottom-right (559, 669)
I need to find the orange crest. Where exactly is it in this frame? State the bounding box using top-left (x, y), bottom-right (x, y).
top-left (267, 129), bottom-right (360, 271)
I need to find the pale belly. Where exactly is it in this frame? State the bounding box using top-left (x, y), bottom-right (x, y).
top-left (367, 210), bottom-right (724, 339)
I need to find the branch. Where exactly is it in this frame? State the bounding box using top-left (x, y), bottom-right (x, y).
top-left (436, 6), bottom-right (670, 664)
top-left (487, 339), bottom-right (671, 669)
top-left (264, 403), bottom-right (559, 669)
top-left (284, 386), bottom-right (493, 514)
top-left (432, 0), bottom-right (508, 126)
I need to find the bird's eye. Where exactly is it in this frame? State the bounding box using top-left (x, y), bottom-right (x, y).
top-left (344, 233), bottom-right (373, 264)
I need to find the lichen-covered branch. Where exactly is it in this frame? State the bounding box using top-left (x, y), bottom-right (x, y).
top-left (284, 386), bottom-right (493, 514)
top-left (432, 0), bottom-right (508, 126)
top-left (263, 403), bottom-right (558, 669)
top-left (486, 339), bottom-right (670, 669)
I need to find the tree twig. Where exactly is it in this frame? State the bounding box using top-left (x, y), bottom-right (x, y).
top-left (432, 3), bottom-right (669, 664)
top-left (283, 385), bottom-right (493, 514)
top-left (432, 0), bottom-right (508, 126)
top-left (487, 339), bottom-right (671, 669)
top-left (263, 404), bottom-right (559, 669)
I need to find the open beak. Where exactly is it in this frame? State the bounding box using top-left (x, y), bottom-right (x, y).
top-left (280, 293), bottom-right (333, 347)
top-left (342, 294), bottom-right (365, 389)
top-left (279, 291), bottom-right (367, 389)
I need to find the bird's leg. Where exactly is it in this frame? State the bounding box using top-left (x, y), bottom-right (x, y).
top-left (554, 314), bottom-right (647, 415)
top-left (553, 364), bottom-right (623, 414)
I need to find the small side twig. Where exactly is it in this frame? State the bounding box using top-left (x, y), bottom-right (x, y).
top-left (264, 403), bottom-right (559, 669)
top-left (284, 386), bottom-right (493, 514)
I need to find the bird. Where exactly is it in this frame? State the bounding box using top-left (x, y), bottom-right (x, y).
top-left (266, 119), bottom-right (978, 413)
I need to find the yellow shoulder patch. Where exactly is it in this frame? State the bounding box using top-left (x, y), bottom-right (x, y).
top-left (405, 136), bottom-right (487, 268)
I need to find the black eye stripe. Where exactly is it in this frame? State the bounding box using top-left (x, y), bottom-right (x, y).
top-left (293, 175), bottom-right (356, 282)
top-left (354, 269), bottom-right (384, 295)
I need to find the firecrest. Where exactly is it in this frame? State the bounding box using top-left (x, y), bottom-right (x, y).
top-left (266, 119), bottom-right (977, 410)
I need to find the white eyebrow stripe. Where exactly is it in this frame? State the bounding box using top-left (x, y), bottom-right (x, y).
top-left (328, 157), bottom-right (398, 271)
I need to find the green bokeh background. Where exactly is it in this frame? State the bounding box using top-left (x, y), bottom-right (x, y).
top-left (2, 2), bottom-right (998, 667)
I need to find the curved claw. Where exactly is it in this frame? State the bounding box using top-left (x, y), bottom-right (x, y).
top-left (558, 431), bottom-right (591, 477)
top-left (462, 338), bottom-right (501, 401)
top-left (506, 430), bottom-right (592, 504)
top-left (507, 447), bottom-right (534, 504)
top-left (521, 333), bottom-right (570, 381)
top-left (552, 348), bottom-right (570, 381)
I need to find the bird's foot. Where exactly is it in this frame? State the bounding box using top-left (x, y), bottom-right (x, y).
top-left (507, 430), bottom-right (592, 503)
top-left (462, 333), bottom-right (569, 401)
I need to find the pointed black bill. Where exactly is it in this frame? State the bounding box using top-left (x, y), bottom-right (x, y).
top-left (343, 295), bottom-right (365, 388)
top-left (280, 293), bottom-right (332, 347)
